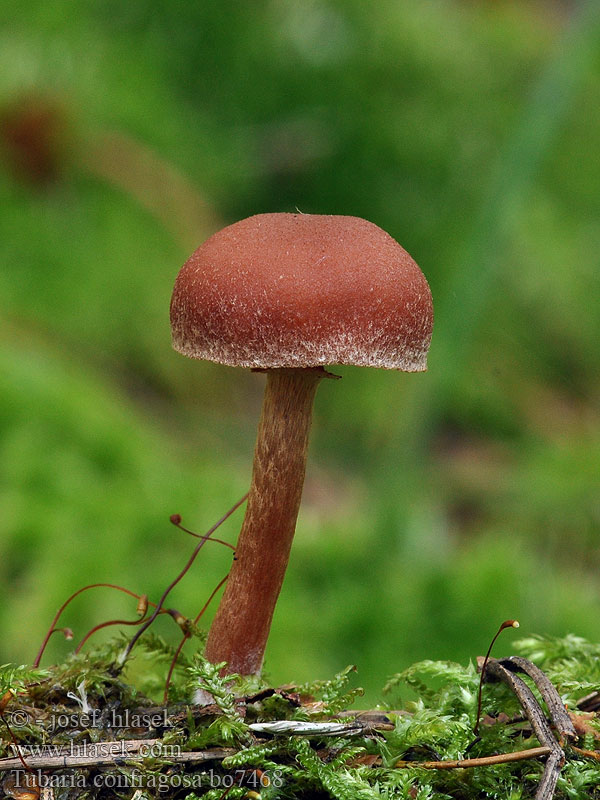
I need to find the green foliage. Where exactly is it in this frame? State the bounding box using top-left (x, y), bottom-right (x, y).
top-left (377, 638), bottom-right (600, 799)
top-left (1, 3), bottom-right (600, 791)
top-left (1, 0), bottom-right (600, 711)
top-left (44, 636), bottom-right (138, 700)
top-left (299, 664), bottom-right (364, 715)
top-left (138, 632), bottom-right (195, 664)
top-left (221, 740), bottom-right (282, 769)
top-left (292, 738), bottom-right (380, 800)
top-left (514, 635), bottom-right (600, 707)
top-left (134, 631), bottom-right (196, 701)
top-left (385, 660), bottom-right (479, 710)
top-left (185, 635), bottom-right (600, 797)
top-left (2, 635), bottom-right (600, 797)
top-left (185, 655), bottom-right (250, 746)
top-left (0, 664), bottom-right (47, 696)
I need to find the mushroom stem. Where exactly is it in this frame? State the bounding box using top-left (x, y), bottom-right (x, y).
top-left (205, 367), bottom-right (326, 675)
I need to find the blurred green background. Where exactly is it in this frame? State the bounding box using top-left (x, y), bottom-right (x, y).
top-left (1, 0), bottom-right (599, 704)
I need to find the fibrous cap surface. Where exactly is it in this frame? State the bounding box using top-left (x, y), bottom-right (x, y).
top-left (170, 213), bottom-right (433, 371)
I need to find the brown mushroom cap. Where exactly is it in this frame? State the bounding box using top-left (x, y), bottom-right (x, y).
top-left (170, 213), bottom-right (433, 371)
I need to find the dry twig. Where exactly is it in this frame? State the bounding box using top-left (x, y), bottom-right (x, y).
top-left (0, 740), bottom-right (233, 770)
top-left (395, 746), bottom-right (552, 770)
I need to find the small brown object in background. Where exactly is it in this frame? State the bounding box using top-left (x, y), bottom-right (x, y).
top-left (0, 96), bottom-right (65, 185)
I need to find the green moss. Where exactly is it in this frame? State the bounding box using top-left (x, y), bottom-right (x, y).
top-left (2, 634), bottom-right (600, 798)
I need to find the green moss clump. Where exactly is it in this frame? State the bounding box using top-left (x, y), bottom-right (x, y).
top-left (2, 634), bottom-right (600, 798)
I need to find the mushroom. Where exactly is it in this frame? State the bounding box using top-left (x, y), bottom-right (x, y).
top-left (170, 212), bottom-right (433, 675)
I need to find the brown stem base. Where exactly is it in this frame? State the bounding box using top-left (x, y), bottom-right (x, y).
top-left (205, 367), bottom-right (326, 675)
